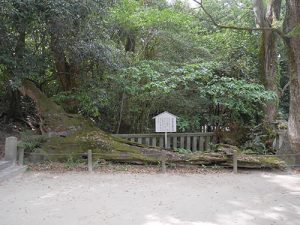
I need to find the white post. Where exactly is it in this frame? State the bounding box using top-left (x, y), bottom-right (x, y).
top-left (161, 160), bottom-right (166, 173)
top-left (233, 150), bottom-right (238, 174)
top-left (165, 132), bottom-right (168, 149)
top-left (88, 150), bottom-right (93, 173)
top-left (5, 136), bottom-right (18, 164)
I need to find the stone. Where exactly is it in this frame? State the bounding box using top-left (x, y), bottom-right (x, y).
top-left (4, 137), bottom-right (18, 164)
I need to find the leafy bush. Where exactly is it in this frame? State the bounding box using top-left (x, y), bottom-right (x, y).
top-left (65, 156), bottom-right (85, 169)
top-left (241, 124), bottom-right (276, 154)
top-left (18, 131), bottom-right (47, 152)
top-left (52, 87), bottom-right (109, 118)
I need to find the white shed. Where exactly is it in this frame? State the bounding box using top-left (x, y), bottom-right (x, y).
top-left (153, 111), bottom-right (178, 133)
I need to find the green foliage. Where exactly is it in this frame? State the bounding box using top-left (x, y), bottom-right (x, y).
top-left (0, 0), bottom-right (290, 143)
top-left (108, 0), bottom-right (206, 63)
top-left (101, 60), bottom-right (276, 132)
top-left (115, 60), bottom-right (177, 97)
top-left (109, 0), bottom-right (193, 30)
top-left (65, 156), bottom-right (85, 169)
top-left (52, 86), bottom-right (110, 118)
top-left (19, 131), bottom-right (47, 152)
top-left (174, 148), bottom-right (192, 154)
top-left (177, 117), bottom-right (190, 132)
top-left (177, 116), bottom-right (201, 132)
top-left (168, 63), bottom-right (276, 124)
top-left (242, 123), bottom-right (277, 154)
top-left (287, 25), bottom-right (300, 38)
top-left (205, 76), bottom-right (276, 118)
top-left (243, 135), bottom-right (268, 154)
top-left (0, 65), bottom-right (7, 97)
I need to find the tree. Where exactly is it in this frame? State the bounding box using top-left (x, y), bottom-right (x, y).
top-left (43, 0), bottom-right (113, 92)
top-left (253, 0), bottom-right (282, 123)
top-left (190, 0), bottom-right (300, 159)
top-left (0, 0), bottom-right (294, 159)
top-left (0, 0), bottom-right (119, 116)
top-left (283, 0), bottom-right (300, 162)
top-left (0, 0), bottom-right (38, 119)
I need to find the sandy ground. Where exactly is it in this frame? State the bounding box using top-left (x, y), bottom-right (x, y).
top-left (1, 171), bottom-right (300, 225)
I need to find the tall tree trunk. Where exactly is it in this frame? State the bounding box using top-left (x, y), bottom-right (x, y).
top-left (261, 30), bottom-right (279, 123)
top-left (254, 0), bottom-right (282, 123)
top-left (283, 0), bottom-right (300, 160)
top-left (7, 28), bottom-right (26, 120)
top-left (116, 92), bottom-right (126, 134)
top-left (125, 33), bottom-right (136, 52)
top-left (50, 34), bottom-right (77, 92)
top-left (49, 19), bottom-right (78, 92)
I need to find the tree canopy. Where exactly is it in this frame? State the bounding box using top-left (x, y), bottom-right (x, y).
top-left (0, 0), bottom-right (299, 156)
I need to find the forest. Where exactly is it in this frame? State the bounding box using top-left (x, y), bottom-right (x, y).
top-left (0, 0), bottom-right (300, 167)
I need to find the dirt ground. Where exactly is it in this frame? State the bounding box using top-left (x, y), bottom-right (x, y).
top-left (0, 171), bottom-right (300, 225)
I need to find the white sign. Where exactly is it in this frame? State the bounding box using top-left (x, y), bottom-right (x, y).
top-left (153, 111), bottom-right (177, 133)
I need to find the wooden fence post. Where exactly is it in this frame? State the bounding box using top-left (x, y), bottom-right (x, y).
top-left (161, 160), bottom-right (166, 173)
top-left (18, 148), bottom-right (24, 166)
top-left (161, 151), bottom-right (167, 173)
top-left (88, 150), bottom-right (93, 173)
top-left (233, 150), bottom-right (238, 174)
top-left (164, 132), bottom-right (168, 149)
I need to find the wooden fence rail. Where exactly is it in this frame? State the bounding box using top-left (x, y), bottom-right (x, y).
top-left (113, 132), bottom-right (215, 152)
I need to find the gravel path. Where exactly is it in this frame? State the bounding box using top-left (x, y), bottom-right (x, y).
top-left (0, 171), bottom-right (300, 225)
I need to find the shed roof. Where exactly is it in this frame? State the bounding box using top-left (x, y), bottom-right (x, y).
top-left (152, 111), bottom-right (178, 119)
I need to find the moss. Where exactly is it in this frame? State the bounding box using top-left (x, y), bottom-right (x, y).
top-left (21, 80), bottom-right (65, 115)
top-left (217, 144), bottom-right (239, 155)
top-left (41, 127), bottom-right (287, 169)
top-left (41, 127), bottom-right (163, 164)
top-left (258, 156), bottom-right (287, 169)
top-left (188, 152), bottom-right (226, 161)
top-left (237, 154), bottom-right (286, 169)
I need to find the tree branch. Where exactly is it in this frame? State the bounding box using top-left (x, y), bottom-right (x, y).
top-left (192, 0), bottom-right (284, 37)
top-left (281, 81), bottom-right (290, 97)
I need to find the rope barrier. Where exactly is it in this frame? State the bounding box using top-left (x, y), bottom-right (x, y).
top-left (22, 149), bottom-right (300, 172)
top-left (23, 151), bottom-right (300, 157)
top-left (24, 152), bottom-right (84, 156)
top-left (275, 153), bottom-right (300, 157)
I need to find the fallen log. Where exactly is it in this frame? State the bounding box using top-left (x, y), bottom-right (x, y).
top-left (19, 80), bottom-right (286, 170)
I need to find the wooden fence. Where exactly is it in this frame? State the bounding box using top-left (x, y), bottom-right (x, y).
top-left (113, 133), bottom-right (215, 151)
